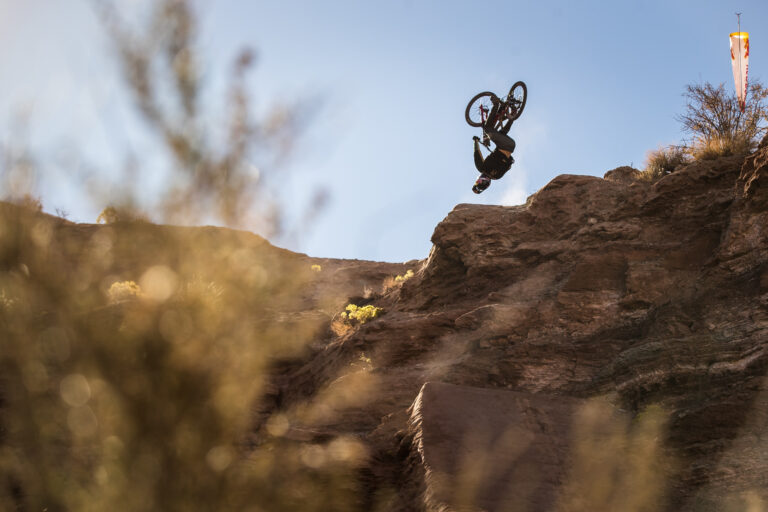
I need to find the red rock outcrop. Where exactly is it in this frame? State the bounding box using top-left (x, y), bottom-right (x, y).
top-left (262, 146), bottom-right (768, 511)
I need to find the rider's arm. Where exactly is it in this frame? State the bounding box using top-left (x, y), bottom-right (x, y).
top-left (473, 139), bottom-right (485, 172)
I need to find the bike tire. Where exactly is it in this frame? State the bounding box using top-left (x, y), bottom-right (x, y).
top-left (505, 81), bottom-right (527, 121)
top-left (465, 91), bottom-right (498, 127)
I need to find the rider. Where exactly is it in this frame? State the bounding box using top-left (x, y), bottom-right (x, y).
top-left (472, 98), bottom-right (516, 194)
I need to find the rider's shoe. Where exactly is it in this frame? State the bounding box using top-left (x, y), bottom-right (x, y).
top-left (482, 133), bottom-right (490, 146)
top-left (472, 175), bottom-right (491, 194)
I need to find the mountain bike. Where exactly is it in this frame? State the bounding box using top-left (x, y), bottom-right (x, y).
top-left (465, 81), bottom-right (527, 130)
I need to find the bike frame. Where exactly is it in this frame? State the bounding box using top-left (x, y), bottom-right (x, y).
top-left (480, 102), bottom-right (508, 130)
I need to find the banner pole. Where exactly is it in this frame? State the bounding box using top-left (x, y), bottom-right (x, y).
top-left (736, 12), bottom-right (744, 111)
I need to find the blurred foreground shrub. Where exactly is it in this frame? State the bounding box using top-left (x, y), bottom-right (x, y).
top-left (5, 194), bottom-right (43, 213)
top-left (97, 207), bottom-right (119, 224)
top-left (0, 0), bottom-right (338, 508)
top-left (0, 204), bottom-right (360, 511)
top-left (107, 280), bottom-right (143, 303)
top-left (557, 402), bottom-right (670, 512)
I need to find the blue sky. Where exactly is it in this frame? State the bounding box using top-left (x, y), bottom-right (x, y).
top-left (1, 0), bottom-right (766, 262)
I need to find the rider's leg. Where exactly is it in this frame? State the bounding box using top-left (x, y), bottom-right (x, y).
top-left (499, 117), bottom-right (513, 135)
top-left (487, 131), bottom-right (516, 154)
top-left (483, 102), bottom-right (501, 133)
top-left (485, 98), bottom-right (515, 135)
top-left (483, 101), bottom-right (514, 147)
top-left (473, 139), bottom-right (485, 171)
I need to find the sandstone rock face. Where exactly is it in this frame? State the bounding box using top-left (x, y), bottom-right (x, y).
top-left (263, 148), bottom-right (768, 511)
top-left (603, 165), bottom-right (642, 184)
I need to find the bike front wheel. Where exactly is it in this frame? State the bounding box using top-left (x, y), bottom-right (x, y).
top-left (465, 91), bottom-right (498, 127)
top-left (505, 81), bottom-right (527, 121)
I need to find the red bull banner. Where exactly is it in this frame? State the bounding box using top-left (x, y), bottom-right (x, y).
top-left (730, 32), bottom-right (749, 112)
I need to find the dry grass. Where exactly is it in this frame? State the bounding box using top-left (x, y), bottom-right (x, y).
top-left (382, 269), bottom-right (415, 293)
top-left (640, 134), bottom-right (755, 184)
top-left (330, 316), bottom-right (354, 337)
top-left (689, 134), bottom-right (754, 160)
top-left (640, 145), bottom-right (690, 182)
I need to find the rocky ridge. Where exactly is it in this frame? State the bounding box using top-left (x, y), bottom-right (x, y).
top-left (260, 142), bottom-right (768, 511)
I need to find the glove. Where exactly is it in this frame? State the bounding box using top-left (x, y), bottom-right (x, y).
top-left (472, 136), bottom-right (480, 142)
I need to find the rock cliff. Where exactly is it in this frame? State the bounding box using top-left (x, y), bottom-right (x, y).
top-left (259, 144), bottom-right (768, 511)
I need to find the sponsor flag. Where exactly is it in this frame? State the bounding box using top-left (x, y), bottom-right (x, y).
top-left (730, 31), bottom-right (749, 112)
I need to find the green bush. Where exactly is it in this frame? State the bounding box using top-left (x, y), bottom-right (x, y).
top-left (340, 304), bottom-right (383, 324)
top-left (394, 269), bottom-right (414, 283)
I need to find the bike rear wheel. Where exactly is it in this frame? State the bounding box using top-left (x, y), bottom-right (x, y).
top-left (505, 81), bottom-right (527, 121)
top-left (465, 92), bottom-right (498, 127)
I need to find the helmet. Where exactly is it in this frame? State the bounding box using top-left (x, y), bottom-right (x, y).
top-left (472, 175), bottom-right (491, 194)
